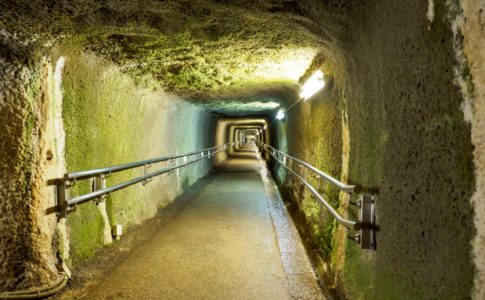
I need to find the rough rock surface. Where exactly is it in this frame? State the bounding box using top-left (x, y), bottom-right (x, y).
top-left (0, 0), bottom-right (325, 114)
top-left (0, 32), bottom-right (59, 290)
top-left (459, 0), bottom-right (485, 298)
top-left (273, 1), bottom-right (477, 299)
top-left (0, 0), bottom-right (482, 298)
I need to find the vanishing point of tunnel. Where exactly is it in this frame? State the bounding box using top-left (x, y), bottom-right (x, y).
top-left (1, 1), bottom-right (485, 299)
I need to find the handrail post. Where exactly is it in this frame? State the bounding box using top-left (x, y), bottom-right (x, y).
top-left (142, 164), bottom-right (152, 186)
top-left (317, 176), bottom-right (327, 194)
top-left (57, 180), bottom-right (71, 217)
top-left (169, 158), bottom-right (175, 174)
top-left (289, 159), bottom-right (296, 182)
top-left (94, 175), bottom-right (107, 203)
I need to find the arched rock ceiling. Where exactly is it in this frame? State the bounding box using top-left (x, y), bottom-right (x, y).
top-left (1, 0), bottom-right (333, 115)
top-left (78, 1), bottom-right (327, 113)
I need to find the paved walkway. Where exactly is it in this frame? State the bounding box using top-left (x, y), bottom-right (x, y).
top-left (72, 150), bottom-right (324, 299)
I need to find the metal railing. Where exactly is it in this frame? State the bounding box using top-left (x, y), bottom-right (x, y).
top-left (258, 142), bottom-right (376, 250)
top-left (56, 142), bottom-right (236, 215)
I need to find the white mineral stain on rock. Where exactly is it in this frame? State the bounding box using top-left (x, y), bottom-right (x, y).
top-left (427, 0), bottom-right (435, 28)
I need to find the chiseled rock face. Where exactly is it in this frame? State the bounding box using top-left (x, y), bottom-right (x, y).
top-left (0, 0), bottom-right (482, 298)
top-left (0, 32), bottom-right (58, 290)
top-left (459, 0), bottom-right (485, 298)
top-left (274, 1), bottom-right (478, 299)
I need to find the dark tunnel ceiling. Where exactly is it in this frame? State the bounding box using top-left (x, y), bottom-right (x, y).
top-left (1, 0), bottom-right (332, 116)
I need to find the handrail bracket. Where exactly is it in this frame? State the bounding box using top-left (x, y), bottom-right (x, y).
top-left (358, 194), bottom-right (376, 250)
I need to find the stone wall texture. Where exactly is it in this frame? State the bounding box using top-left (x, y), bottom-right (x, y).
top-left (0, 32), bottom-right (59, 290)
top-left (0, 0), bottom-right (483, 297)
top-left (460, 0), bottom-right (485, 298)
top-left (0, 36), bottom-right (216, 290)
top-left (274, 0), bottom-right (479, 298)
top-left (58, 47), bottom-right (216, 266)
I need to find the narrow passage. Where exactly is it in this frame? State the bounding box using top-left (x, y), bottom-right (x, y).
top-left (67, 149), bottom-right (323, 299)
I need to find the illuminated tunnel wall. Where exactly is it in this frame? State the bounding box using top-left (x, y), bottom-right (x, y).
top-left (214, 118), bottom-right (270, 165)
top-left (1, 1), bottom-right (484, 299)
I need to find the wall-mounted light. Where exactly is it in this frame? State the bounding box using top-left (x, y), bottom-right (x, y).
top-left (272, 69), bottom-right (328, 123)
top-left (299, 70), bottom-right (325, 101)
top-left (276, 109), bottom-right (285, 120)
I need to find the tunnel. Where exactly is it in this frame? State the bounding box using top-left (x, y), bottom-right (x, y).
top-left (1, 0), bottom-right (484, 299)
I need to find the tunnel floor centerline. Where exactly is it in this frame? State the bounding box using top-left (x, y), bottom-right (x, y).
top-left (60, 155), bottom-right (324, 299)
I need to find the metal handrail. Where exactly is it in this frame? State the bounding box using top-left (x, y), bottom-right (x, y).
top-left (258, 142), bottom-right (358, 229)
top-left (258, 141), bottom-right (376, 250)
top-left (260, 143), bottom-right (357, 193)
top-left (66, 145), bottom-right (231, 180)
top-left (58, 142), bottom-right (236, 213)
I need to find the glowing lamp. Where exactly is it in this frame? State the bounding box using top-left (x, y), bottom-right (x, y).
top-left (276, 109), bottom-right (285, 120)
top-left (299, 70), bottom-right (325, 101)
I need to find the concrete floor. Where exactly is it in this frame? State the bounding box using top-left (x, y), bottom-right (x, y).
top-left (67, 149), bottom-right (324, 299)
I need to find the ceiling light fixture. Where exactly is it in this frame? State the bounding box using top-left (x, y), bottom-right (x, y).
top-left (274, 69), bottom-right (329, 123)
top-left (299, 70), bottom-right (325, 101)
top-left (276, 109), bottom-right (285, 120)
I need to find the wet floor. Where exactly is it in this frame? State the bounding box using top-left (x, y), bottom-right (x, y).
top-left (63, 147), bottom-right (324, 299)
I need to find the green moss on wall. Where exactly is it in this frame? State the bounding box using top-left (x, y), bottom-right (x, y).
top-left (60, 45), bottom-right (214, 265)
top-left (276, 84), bottom-right (343, 260)
top-left (68, 204), bottom-right (106, 265)
top-left (61, 47), bottom-right (143, 263)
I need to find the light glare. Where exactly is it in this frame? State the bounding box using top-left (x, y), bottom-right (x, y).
top-left (276, 109), bottom-right (285, 120)
top-left (299, 70), bottom-right (325, 100)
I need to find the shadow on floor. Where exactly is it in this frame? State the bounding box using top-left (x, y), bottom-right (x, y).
top-left (214, 144), bottom-right (261, 172)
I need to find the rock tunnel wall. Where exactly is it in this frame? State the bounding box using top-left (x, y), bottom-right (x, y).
top-left (0, 37), bottom-right (216, 290)
top-left (59, 46), bottom-right (216, 267)
top-left (0, 33), bottom-right (60, 290)
top-left (1, 0), bottom-right (484, 297)
top-left (272, 0), bottom-right (479, 299)
top-left (272, 73), bottom-right (344, 259)
top-left (460, 1), bottom-right (485, 298)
